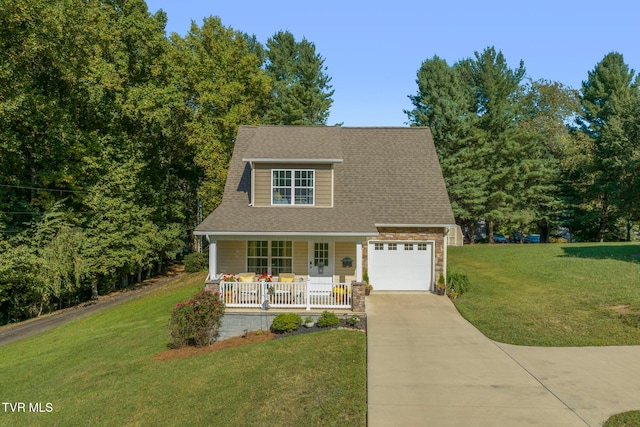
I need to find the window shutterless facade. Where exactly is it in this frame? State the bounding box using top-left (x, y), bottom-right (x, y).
top-left (247, 241), bottom-right (293, 275)
top-left (272, 170), bottom-right (314, 205)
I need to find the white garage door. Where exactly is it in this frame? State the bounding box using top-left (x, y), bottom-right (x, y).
top-left (367, 241), bottom-right (433, 291)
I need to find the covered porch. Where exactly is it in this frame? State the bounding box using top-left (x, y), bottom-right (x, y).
top-left (199, 233), bottom-right (372, 311)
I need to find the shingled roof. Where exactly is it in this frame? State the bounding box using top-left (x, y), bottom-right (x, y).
top-left (195, 125), bottom-right (455, 236)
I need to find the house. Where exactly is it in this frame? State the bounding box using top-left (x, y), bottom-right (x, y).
top-left (194, 125), bottom-right (455, 308)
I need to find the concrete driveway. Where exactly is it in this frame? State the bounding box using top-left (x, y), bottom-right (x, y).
top-left (367, 293), bottom-right (640, 427)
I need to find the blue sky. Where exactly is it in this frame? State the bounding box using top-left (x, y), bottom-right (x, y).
top-left (145, 0), bottom-right (639, 127)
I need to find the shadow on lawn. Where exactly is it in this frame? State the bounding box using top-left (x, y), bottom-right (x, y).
top-left (561, 244), bottom-right (640, 263)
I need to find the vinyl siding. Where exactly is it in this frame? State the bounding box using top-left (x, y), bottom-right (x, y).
top-left (252, 163), bottom-right (332, 207)
top-left (293, 241), bottom-right (308, 275)
top-left (334, 241), bottom-right (356, 282)
top-left (217, 241), bottom-right (246, 273)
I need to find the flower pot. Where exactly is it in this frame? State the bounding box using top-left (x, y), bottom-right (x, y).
top-left (304, 322), bottom-right (314, 328)
top-left (365, 288), bottom-right (371, 296)
top-left (437, 288), bottom-right (446, 296)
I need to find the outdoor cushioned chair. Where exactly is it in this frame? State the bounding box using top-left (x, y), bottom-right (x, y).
top-left (238, 273), bottom-right (256, 283)
top-left (237, 273), bottom-right (258, 303)
top-left (279, 273), bottom-right (295, 282)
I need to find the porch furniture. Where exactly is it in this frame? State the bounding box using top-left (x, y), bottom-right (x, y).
top-left (238, 273), bottom-right (256, 282)
top-left (279, 273), bottom-right (295, 282)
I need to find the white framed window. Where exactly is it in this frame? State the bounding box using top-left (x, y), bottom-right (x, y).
top-left (404, 243), bottom-right (414, 250)
top-left (247, 241), bottom-right (292, 275)
top-left (418, 243), bottom-right (428, 251)
top-left (247, 241), bottom-right (268, 273)
top-left (313, 242), bottom-right (329, 267)
top-left (272, 170), bottom-right (314, 205)
top-left (374, 243), bottom-right (384, 251)
top-left (388, 243), bottom-right (397, 251)
top-left (271, 241), bottom-right (293, 275)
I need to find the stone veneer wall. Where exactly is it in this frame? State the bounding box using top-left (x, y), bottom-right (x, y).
top-left (365, 227), bottom-right (447, 288)
top-left (205, 280), bottom-right (220, 294)
top-left (351, 281), bottom-right (365, 312)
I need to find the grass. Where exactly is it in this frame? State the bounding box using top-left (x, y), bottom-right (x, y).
top-left (604, 411), bottom-right (640, 427)
top-left (0, 272), bottom-right (366, 426)
top-left (448, 242), bottom-right (640, 346)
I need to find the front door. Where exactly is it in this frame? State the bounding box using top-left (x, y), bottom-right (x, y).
top-left (308, 242), bottom-right (334, 285)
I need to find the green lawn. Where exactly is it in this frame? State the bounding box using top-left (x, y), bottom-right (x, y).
top-left (604, 410), bottom-right (640, 427)
top-left (448, 242), bottom-right (640, 346)
top-left (0, 273), bottom-right (366, 427)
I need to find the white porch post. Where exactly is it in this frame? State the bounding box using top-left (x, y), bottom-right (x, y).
top-left (208, 238), bottom-right (217, 281)
top-left (356, 240), bottom-right (363, 282)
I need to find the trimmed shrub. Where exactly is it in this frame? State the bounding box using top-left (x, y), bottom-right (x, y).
top-left (169, 290), bottom-right (225, 348)
top-left (271, 313), bottom-right (303, 333)
top-left (316, 310), bottom-right (341, 328)
top-left (183, 252), bottom-right (208, 273)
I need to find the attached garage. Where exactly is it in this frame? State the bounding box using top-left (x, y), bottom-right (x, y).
top-left (367, 241), bottom-right (434, 291)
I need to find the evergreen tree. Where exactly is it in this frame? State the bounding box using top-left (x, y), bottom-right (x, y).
top-left (406, 55), bottom-right (487, 241)
top-left (579, 52), bottom-right (640, 240)
top-left (263, 30), bottom-right (334, 125)
top-left (407, 47), bottom-right (569, 242)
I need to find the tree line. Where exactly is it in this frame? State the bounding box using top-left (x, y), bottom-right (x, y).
top-left (406, 47), bottom-right (640, 244)
top-left (2, 1), bottom-right (637, 323)
top-left (0, 0), bottom-right (333, 323)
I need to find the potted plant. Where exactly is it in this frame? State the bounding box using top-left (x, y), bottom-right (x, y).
top-left (304, 316), bottom-right (315, 328)
top-left (363, 269), bottom-right (372, 295)
top-left (436, 273), bottom-right (446, 295)
top-left (258, 272), bottom-right (272, 282)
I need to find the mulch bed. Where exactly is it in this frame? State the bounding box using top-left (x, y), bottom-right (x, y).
top-left (154, 316), bottom-right (366, 361)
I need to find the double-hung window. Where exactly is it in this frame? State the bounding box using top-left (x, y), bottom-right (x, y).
top-left (247, 241), bottom-right (292, 275)
top-left (272, 170), bottom-right (314, 205)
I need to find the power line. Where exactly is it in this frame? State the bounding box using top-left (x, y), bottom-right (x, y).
top-left (0, 212), bottom-right (42, 215)
top-left (0, 183), bottom-right (157, 197)
top-left (0, 183), bottom-right (90, 194)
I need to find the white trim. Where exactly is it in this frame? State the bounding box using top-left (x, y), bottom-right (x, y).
top-left (375, 223), bottom-right (457, 228)
top-left (243, 158), bottom-right (343, 164)
top-left (208, 240), bottom-right (217, 280)
top-left (194, 231), bottom-right (377, 239)
top-left (271, 169), bottom-right (315, 206)
top-left (356, 241), bottom-right (363, 282)
top-left (250, 166), bottom-right (255, 206)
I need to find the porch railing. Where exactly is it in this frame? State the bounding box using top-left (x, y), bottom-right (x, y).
top-left (219, 281), bottom-right (353, 310)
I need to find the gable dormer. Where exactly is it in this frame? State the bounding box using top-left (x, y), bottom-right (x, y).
top-left (243, 160), bottom-right (342, 208)
top-left (240, 126), bottom-right (343, 208)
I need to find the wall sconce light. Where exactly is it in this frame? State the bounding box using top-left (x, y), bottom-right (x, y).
top-left (342, 257), bottom-right (352, 268)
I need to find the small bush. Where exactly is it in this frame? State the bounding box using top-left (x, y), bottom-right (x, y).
top-left (183, 252), bottom-right (208, 273)
top-left (271, 313), bottom-right (303, 333)
top-left (168, 290), bottom-right (225, 348)
top-left (447, 270), bottom-right (469, 298)
top-left (316, 310), bottom-right (341, 328)
top-left (347, 314), bottom-right (361, 326)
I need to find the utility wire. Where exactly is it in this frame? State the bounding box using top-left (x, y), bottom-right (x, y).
top-left (0, 211), bottom-right (41, 215)
top-left (0, 183), bottom-right (157, 196)
top-left (0, 183), bottom-right (91, 194)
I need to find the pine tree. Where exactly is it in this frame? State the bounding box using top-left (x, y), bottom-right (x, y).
top-left (263, 31), bottom-right (334, 125)
top-left (579, 52), bottom-right (640, 240)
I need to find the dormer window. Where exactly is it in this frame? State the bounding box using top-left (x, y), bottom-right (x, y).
top-left (272, 169), bottom-right (314, 205)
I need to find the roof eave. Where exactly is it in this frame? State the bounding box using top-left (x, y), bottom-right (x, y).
top-left (375, 223), bottom-right (457, 228)
top-left (242, 158), bottom-right (344, 165)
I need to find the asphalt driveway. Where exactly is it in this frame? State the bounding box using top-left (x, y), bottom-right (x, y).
top-left (366, 293), bottom-right (640, 426)
top-left (0, 271), bottom-right (186, 347)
